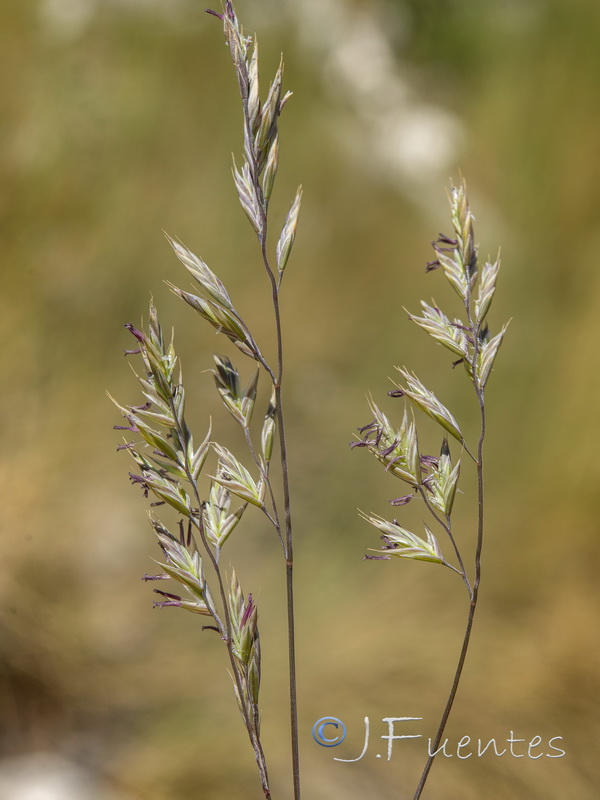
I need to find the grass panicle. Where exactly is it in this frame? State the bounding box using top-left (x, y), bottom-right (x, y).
top-left (353, 181), bottom-right (508, 798)
top-left (112, 4), bottom-right (302, 798)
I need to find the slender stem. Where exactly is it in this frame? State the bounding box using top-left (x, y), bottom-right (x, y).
top-left (414, 284), bottom-right (485, 797)
top-left (230, 308), bottom-right (276, 383)
top-left (234, 19), bottom-right (301, 790)
top-left (275, 367), bottom-right (301, 800)
top-left (259, 229), bottom-right (301, 800)
top-left (462, 440), bottom-right (478, 464)
top-left (412, 593), bottom-right (476, 798)
top-left (412, 391), bottom-right (485, 799)
top-left (441, 560), bottom-right (466, 578)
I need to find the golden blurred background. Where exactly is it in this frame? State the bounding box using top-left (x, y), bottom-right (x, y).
top-left (1, 0), bottom-right (600, 798)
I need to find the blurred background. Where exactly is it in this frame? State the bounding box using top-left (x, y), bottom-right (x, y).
top-left (2, 0), bottom-right (600, 798)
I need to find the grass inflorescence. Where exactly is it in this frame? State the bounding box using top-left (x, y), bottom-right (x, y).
top-left (112, 3), bottom-right (302, 798)
top-left (353, 180), bottom-right (508, 798)
top-left (112, 4), bottom-right (507, 798)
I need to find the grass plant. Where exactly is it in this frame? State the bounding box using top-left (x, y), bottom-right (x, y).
top-left (353, 181), bottom-right (508, 798)
top-left (111, 3), bottom-right (507, 798)
top-left (112, 3), bottom-right (301, 798)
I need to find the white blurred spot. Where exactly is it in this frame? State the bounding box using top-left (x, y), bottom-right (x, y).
top-left (329, 12), bottom-right (398, 98)
top-left (377, 106), bottom-right (464, 181)
top-left (0, 754), bottom-right (130, 800)
top-left (281, 0), bottom-right (464, 189)
top-left (40, 0), bottom-right (97, 39)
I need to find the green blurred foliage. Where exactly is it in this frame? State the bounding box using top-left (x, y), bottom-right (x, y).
top-left (1, 0), bottom-right (599, 798)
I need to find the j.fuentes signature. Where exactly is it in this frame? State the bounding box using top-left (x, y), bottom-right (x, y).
top-left (312, 717), bottom-right (566, 762)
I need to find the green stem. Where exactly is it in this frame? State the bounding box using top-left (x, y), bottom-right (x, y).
top-left (413, 395), bottom-right (485, 799)
top-left (260, 230), bottom-right (301, 800)
top-left (413, 286), bottom-right (486, 797)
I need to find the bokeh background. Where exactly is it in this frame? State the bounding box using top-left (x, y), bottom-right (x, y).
top-left (2, 0), bottom-right (600, 798)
